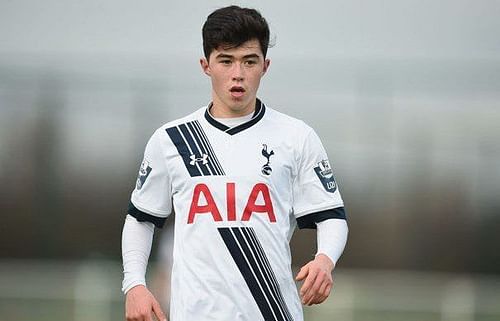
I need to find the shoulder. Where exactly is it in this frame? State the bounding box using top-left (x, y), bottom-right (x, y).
top-left (149, 107), bottom-right (205, 140)
top-left (157, 107), bottom-right (204, 132)
top-left (137, 107), bottom-right (205, 154)
top-left (264, 106), bottom-right (316, 138)
top-left (264, 106), bottom-right (327, 160)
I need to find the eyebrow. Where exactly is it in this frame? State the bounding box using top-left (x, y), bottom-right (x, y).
top-left (215, 53), bottom-right (261, 60)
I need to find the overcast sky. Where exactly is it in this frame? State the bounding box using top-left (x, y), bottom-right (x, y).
top-left (1, 0), bottom-right (499, 61)
top-left (0, 0), bottom-right (498, 200)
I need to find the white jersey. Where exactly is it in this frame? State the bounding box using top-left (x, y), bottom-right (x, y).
top-left (129, 99), bottom-right (346, 321)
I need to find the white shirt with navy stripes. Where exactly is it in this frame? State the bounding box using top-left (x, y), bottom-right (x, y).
top-left (128, 99), bottom-right (346, 321)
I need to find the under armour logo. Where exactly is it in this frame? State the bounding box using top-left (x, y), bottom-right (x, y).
top-left (190, 154), bottom-right (209, 166)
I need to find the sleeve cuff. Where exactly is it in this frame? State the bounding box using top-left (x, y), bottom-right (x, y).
top-left (296, 207), bottom-right (346, 229)
top-left (122, 280), bottom-right (147, 295)
top-left (128, 201), bottom-right (167, 228)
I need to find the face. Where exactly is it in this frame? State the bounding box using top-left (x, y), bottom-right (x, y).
top-left (200, 39), bottom-right (270, 117)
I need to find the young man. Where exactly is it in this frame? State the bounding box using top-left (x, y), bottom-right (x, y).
top-left (122, 5), bottom-right (348, 321)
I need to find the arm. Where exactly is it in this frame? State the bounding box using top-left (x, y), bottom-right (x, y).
top-left (122, 214), bottom-right (167, 321)
top-left (295, 218), bottom-right (348, 305)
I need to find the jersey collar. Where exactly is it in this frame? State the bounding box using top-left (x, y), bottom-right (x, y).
top-left (204, 98), bottom-right (266, 135)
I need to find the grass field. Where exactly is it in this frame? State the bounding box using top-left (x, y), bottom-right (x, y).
top-left (1, 260), bottom-right (499, 321)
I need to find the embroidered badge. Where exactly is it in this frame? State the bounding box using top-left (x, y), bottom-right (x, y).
top-left (261, 144), bottom-right (274, 176)
top-left (136, 160), bottom-right (152, 190)
top-left (313, 159), bottom-right (337, 193)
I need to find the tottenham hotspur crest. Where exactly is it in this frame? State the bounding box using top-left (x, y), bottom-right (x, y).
top-left (313, 159), bottom-right (337, 193)
top-left (261, 144), bottom-right (274, 176)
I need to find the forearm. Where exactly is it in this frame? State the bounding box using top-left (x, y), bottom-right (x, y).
top-left (315, 218), bottom-right (348, 267)
top-left (122, 214), bottom-right (155, 294)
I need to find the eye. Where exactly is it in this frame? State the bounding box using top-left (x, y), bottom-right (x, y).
top-left (244, 60), bottom-right (257, 66)
top-left (220, 60), bottom-right (232, 65)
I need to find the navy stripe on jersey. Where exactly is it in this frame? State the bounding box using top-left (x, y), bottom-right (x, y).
top-left (296, 207), bottom-right (347, 229)
top-left (165, 126), bottom-right (202, 177)
top-left (232, 228), bottom-right (290, 321)
top-left (190, 121), bottom-right (225, 175)
top-left (244, 228), bottom-right (294, 321)
top-left (128, 201), bottom-right (166, 228)
top-left (178, 123), bottom-right (211, 176)
top-left (165, 120), bottom-right (225, 177)
top-left (183, 122), bottom-right (216, 175)
top-left (218, 227), bottom-right (293, 321)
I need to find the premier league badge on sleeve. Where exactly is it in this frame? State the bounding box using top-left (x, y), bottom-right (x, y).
top-left (313, 159), bottom-right (337, 193)
top-left (136, 159), bottom-right (152, 190)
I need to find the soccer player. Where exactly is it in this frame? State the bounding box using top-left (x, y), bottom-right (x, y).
top-left (122, 5), bottom-right (348, 321)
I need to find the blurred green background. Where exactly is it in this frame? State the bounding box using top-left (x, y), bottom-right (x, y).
top-left (1, 0), bottom-right (500, 320)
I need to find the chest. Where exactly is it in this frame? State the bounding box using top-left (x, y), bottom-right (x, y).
top-left (166, 124), bottom-right (298, 188)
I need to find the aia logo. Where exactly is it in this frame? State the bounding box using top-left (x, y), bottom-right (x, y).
top-left (188, 183), bottom-right (276, 224)
top-left (261, 144), bottom-right (274, 176)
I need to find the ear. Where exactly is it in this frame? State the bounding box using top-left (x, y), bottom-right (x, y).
top-left (200, 57), bottom-right (211, 76)
top-left (262, 58), bottom-right (271, 75)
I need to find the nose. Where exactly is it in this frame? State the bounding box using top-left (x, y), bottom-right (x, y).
top-left (231, 63), bottom-right (244, 81)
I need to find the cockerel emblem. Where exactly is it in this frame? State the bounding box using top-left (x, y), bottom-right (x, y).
top-left (261, 144), bottom-right (274, 176)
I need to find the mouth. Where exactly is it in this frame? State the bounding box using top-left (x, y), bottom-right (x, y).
top-left (230, 86), bottom-right (246, 98)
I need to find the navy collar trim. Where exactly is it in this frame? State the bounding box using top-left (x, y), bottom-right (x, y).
top-left (204, 99), bottom-right (266, 135)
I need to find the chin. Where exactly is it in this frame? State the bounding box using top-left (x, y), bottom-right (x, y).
top-left (227, 106), bottom-right (244, 113)
top-left (219, 95), bottom-right (253, 114)
top-left (226, 99), bottom-right (246, 110)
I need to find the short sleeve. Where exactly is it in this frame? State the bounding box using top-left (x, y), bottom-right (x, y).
top-left (293, 128), bottom-right (346, 229)
top-left (128, 130), bottom-right (172, 228)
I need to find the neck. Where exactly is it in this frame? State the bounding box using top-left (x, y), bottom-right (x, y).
top-left (210, 94), bottom-right (256, 118)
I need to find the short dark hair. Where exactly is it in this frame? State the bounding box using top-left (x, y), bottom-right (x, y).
top-left (202, 5), bottom-right (271, 59)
